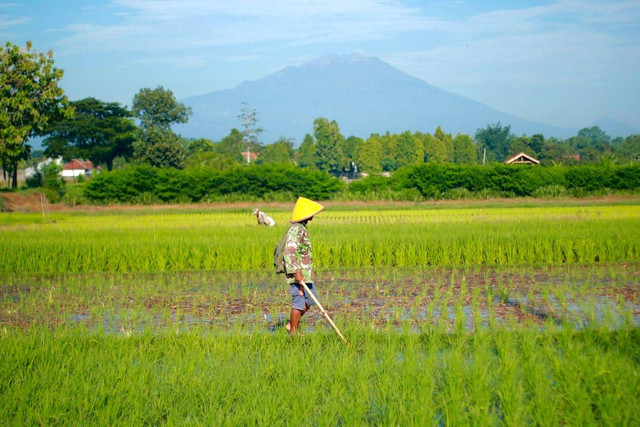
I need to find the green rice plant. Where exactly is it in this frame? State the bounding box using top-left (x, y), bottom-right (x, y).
top-left (494, 332), bottom-right (528, 424)
top-left (2, 204), bottom-right (640, 274)
top-left (12, 324), bottom-right (636, 425)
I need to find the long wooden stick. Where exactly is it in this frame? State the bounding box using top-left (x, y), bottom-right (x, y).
top-left (300, 281), bottom-right (348, 344)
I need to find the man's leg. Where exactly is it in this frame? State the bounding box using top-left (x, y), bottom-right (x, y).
top-left (288, 303), bottom-right (310, 335)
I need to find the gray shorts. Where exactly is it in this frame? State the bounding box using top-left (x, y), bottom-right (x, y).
top-left (290, 283), bottom-right (317, 311)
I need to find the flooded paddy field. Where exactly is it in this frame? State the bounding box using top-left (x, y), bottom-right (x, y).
top-left (1, 264), bottom-right (639, 334)
top-left (1, 201), bottom-right (639, 424)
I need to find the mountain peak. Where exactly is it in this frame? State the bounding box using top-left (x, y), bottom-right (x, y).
top-left (179, 53), bottom-right (574, 142)
top-left (305, 52), bottom-right (376, 67)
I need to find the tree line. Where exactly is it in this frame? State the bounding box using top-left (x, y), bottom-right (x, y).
top-left (2, 41), bottom-right (640, 193)
top-left (81, 163), bottom-right (640, 204)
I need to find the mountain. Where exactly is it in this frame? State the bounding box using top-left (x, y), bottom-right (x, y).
top-left (177, 53), bottom-right (575, 143)
top-left (591, 117), bottom-right (637, 138)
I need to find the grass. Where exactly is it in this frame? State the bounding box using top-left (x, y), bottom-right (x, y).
top-left (1, 326), bottom-right (638, 425)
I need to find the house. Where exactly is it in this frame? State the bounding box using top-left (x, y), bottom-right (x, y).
top-left (22, 157), bottom-right (63, 179)
top-left (62, 159), bottom-right (94, 178)
top-left (504, 152), bottom-right (540, 165)
top-left (241, 151), bottom-right (258, 164)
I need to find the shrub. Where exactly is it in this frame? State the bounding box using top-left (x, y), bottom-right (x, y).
top-left (532, 185), bottom-right (569, 199)
top-left (442, 187), bottom-right (473, 200)
top-left (41, 163), bottom-right (66, 203)
top-left (63, 183), bottom-right (87, 206)
top-left (83, 164), bottom-right (344, 204)
top-left (351, 163), bottom-right (640, 199)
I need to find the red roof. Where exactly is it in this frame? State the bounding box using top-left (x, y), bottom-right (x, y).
top-left (241, 151), bottom-right (258, 161)
top-left (63, 159), bottom-right (94, 170)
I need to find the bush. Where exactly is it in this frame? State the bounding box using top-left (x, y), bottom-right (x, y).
top-left (41, 164), bottom-right (66, 203)
top-left (63, 183), bottom-right (88, 206)
top-left (532, 185), bottom-right (569, 199)
top-left (351, 163), bottom-right (640, 199)
top-left (442, 187), bottom-right (473, 200)
top-left (26, 170), bottom-right (43, 188)
top-left (83, 164), bottom-right (344, 204)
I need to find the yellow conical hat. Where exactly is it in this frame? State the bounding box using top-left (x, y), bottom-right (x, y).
top-left (290, 197), bottom-right (324, 223)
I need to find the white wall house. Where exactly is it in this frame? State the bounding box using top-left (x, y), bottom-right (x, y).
top-left (61, 159), bottom-right (94, 178)
top-left (23, 157), bottom-right (63, 179)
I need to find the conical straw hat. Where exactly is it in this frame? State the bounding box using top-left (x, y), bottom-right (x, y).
top-left (290, 197), bottom-right (324, 223)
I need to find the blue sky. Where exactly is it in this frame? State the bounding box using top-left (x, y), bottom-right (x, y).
top-left (2, 0), bottom-right (639, 130)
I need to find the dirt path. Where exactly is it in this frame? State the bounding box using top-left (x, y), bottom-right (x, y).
top-left (2, 191), bottom-right (639, 214)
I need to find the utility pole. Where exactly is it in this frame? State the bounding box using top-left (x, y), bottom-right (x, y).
top-left (238, 102), bottom-right (262, 165)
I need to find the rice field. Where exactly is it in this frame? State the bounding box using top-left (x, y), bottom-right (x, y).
top-left (2, 204), bottom-right (639, 274)
top-left (1, 201), bottom-right (639, 424)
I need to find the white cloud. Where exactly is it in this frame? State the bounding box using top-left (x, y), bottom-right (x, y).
top-left (380, 0), bottom-right (640, 127)
top-left (386, 1), bottom-right (640, 84)
top-left (0, 14), bottom-right (28, 30)
top-left (15, 0), bottom-right (639, 128)
top-left (56, 0), bottom-right (439, 54)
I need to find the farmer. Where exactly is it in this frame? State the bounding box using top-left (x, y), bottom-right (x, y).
top-left (284, 197), bottom-right (324, 336)
top-left (253, 208), bottom-right (275, 227)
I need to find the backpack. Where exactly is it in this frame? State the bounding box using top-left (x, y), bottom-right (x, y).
top-left (273, 223), bottom-right (301, 274)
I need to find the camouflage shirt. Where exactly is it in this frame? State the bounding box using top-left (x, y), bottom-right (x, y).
top-left (283, 222), bottom-right (313, 284)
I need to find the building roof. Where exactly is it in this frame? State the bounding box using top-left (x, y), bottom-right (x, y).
top-left (63, 159), bottom-right (94, 170)
top-left (504, 152), bottom-right (540, 165)
top-left (241, 151), bottom-right (258, 161)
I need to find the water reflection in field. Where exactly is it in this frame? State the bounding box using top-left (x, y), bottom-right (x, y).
top-left (1, 264), bottom-right (638, 334)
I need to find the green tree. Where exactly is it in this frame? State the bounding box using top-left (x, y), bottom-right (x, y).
top-left (43, 97), bottom-right (136, 171)
top-left (185, 138), bottom-right (233, 169)
top-left (433, 126), bottom-right (454, 162)
top-left (133, 127), bottom-right (186, 168)
top-left (132, 86), bottom-right (192, 131)
top-left (474, 122), bottom-right (513, 163)
top-left (616, 134), bottom-right (640, 162)
top-left (538, 139), bottom-right (570, 165)
top-left (186, 138), bottom-right (215, 157)
top-left (131, 86), bottom-right (191, 168)
top-left (215, 129), bottom-right (245, 163)
top-left (566, 132), bottom-right (612, 163)
top-left (452, 134), bottom-right (476, 164)
top-left (297, 134), bottom-right (317, 169)
top-left (314, 117), bottom-right (343, 174)
top-left (577, 126), bottom-right (611, 146)
top-left (509, 136), bottom-right (530, 156)
top-left (395, 131), bottom-right (423, 168)
top-left (0, 41), bottom-right (70, 189)
top-left (355, 134), bottom-right (382, 172)
top-left (424, 133), bottom-right (448, 163)
top-left (342, 136), bottom-right (361, 165)
top-left (529, 134), bottom-right (545, 155)
top-left (258, 138), bottom-right (294, 164)
top-left (379, 133), bottom-right (397, 171)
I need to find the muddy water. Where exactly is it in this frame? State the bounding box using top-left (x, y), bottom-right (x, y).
top-left (1, 264), bottom-right (638, 333)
